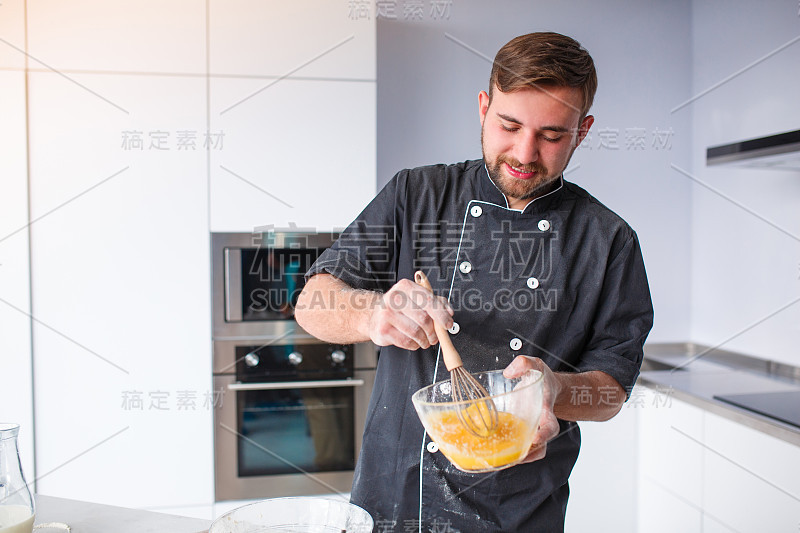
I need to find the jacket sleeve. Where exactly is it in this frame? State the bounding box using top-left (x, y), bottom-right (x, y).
top-left (573, 230), bottom-right (654, 397)
top-left (305, 172), bottom-right (405, 293)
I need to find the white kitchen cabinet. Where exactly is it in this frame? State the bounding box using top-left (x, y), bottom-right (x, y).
top-left (638, 478), bottom-right (703, 533)
top-left (637, 388), bottom-right (704, 502)
top-left (209, 77), bottom-right (376, 232)
top-left (636, 387), bottom-right (704, 533)
top-left (207, 0), bottom-right (376, 233)
top-left (0, 0), bottom-right (26, 69)
top-left (26, 0), bottom-right (205, 74)
top-left (209, 0), bottom-right (375, 80)
top-left (19, 0), bottom-right (376, 510)
top-left (565, 405), bottom-right (638, 533)
top-left (0, 70), bottom-right (35, 481)
top-left (702, 411), bottom-right (800, 533)
top-left (700, 514), bottom-right (739, 533)
top-left (27, 71), bottom-right (213, 508)
top-left (637, 384), bottom-right (800, 532)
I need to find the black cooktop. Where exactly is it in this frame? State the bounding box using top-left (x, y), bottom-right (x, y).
top-left (714, 390), bottom-right (800, 429)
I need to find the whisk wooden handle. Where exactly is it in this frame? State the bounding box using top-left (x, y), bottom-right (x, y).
top-left (414, 271), bottom-right (463, 371)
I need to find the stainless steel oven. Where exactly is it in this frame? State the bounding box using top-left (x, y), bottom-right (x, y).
top-left (211, 231), bottom-right (377, 501)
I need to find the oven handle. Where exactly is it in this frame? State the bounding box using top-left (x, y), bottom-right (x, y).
top-left (223, 248), bottom-right (243, 323)
top-left (228, 379), bottom-right (365, 391)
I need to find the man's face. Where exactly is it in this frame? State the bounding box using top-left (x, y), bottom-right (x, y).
top-left (479, 85), bottom-right (593, 209)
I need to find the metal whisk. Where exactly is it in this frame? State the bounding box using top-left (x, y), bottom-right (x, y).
top-left (414, 271), bottom-right (499, 438)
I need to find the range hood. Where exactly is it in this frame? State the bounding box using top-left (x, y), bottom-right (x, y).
top-left (707, 129), bottom-right (800, 170)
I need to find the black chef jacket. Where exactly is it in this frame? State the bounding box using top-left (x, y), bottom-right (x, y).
top-left (306, 159), bottom-right (654, 533)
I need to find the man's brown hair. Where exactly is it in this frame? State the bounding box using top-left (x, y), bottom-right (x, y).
top-left (489, 32), bottom-right (597, 118)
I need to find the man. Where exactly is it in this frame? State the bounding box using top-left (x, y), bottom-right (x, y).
top-left (296, 32), bottom-right (653, 532)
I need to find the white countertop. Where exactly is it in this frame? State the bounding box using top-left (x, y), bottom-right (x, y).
top-left (34, 495), bottom-right (210, 533)
top-left (639, 343), bottom-right (800, 446)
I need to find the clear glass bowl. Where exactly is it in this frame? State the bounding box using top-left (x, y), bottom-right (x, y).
top-left (208, 497), bottom-right (373, 533)
top-left (412, 369), bottom-right (544, 473)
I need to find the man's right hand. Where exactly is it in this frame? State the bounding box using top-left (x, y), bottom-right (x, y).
top-left (364, 278), bottom-right (454, 351)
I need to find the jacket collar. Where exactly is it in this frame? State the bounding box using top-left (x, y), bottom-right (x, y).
top-left (476, 160), bottom-right (566, 215)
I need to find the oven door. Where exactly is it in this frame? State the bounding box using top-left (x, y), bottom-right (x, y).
top-left (211, 232), bottom-right (338, 338)
top-left (213, 341), bottom-right (376, 501)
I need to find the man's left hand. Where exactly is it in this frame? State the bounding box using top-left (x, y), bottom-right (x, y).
top-left (503, 355), bottom-right (561, 463)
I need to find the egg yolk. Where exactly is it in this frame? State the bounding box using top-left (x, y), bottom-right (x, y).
top-left (426, 410), bottom-right (533, 471)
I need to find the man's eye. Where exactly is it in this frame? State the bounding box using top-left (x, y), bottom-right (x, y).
top-left (543, 135), bottom-right (562, 143)
top-left (501, 124), bottom-right (519, 132)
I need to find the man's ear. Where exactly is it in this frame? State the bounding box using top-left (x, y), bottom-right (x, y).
top-left (478, 91), bottom-right (490, 126)
top-left (575, 115), bottom-right (594, 146)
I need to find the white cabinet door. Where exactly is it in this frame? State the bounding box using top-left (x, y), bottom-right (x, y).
top-left (209, 0), bottom-right (376, 80)
top-left (566, 406), bottom-right (638, 533)
top-left (209, 77), bottom-right (376, 232)
top-left (638, 478), bottom-right (703, 533)
top-left (636, 387), bottom-right (704, 532)
top-left (27, 0), bottom-right (206, 74)
top-left (28, 71), bottom-right (213, 508)
top-left (700, 514), bottom-right (739, 533)
top-left (0, 70), bottom-right (35, 480)
top-left (0, 0), bottom-right (26, 69)
top-left (207, 0), bottom-right (376, 233)
top-left (702, 412), bottom-right (800, 533)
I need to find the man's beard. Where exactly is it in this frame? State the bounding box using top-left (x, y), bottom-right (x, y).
top-left (482, 131), bottom-right (566, 203)
top-left (485, 155), bottom-right (556, 202)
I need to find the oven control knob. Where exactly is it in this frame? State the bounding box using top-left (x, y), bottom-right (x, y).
top-left (288, 351), bottom-right (303, 366)
top-left (244, 352), bottom-right (260, 367)
top-left (331, 349), bottom-right (346, 364)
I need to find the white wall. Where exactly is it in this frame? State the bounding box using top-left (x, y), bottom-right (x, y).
top-left (690, 0), bottom-right (800, 367)
top-left (377, 0), bottom-right (693, 343)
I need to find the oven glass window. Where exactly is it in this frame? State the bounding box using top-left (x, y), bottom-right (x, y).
top-left (237, 387), bottom-right (355, 476)
top-left (239, 248), bottom-right (323, 321)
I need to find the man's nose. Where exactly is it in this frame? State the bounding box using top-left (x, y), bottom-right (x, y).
top-left (513, 132), bottom-right (539, 165)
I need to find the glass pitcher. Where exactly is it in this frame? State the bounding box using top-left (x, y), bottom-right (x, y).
top-left (0, 423), bottom-right (35, 533)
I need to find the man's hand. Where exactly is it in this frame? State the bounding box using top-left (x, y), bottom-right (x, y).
top-left (503, 356), bottom-right (562, 463)
top-left (364, 278), bottom-right (454, 350)
top-left (502, 354), bottom-right (628, 463)
top-left (296, 273), bottom-right (454, 349)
